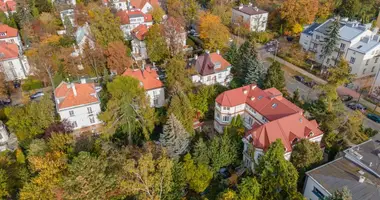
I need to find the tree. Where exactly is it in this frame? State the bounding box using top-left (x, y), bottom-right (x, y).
top-left (326, 187), bottom-right (352, 200)
top-left (149, 4), bottom-right (165, 23)
top-left (0, 73), bottom-right (8, 98)
top-left (342, 111), bottom-right (368, 144)
top-left (105, 41), bottom-right (132, 74)
top-left (183, 153), bottom-right (213, 193)
top-left (263, 61), bottom-right (285, 91)
top-left (336, 0), bottom-right (360, 19)
top-left (208, 129), bottom-right (239, 171)
top-left (39, 12), bottom-right (59, 34)
top-left (199, 12), bottom-right (230, 51)
top-left (0, 169), bottom-right (8, 199)
top-left (290, 139), bottom-right (323, 170)
top-left (62, 152), bottom-right (117, 199)
top-left (99, 76), bottom-right (156, 144)
top-left (291, 89), bottom-right (303, 106)
top-left (244, 53), bottom-right (265, 86)
top-left (279, 0), bottom-right (319, 29)
top-left (35, 0), bottom-right (52, 13)
top-left (64, 15), bottom-right (75, 36)
top-left (316, 0), bottom-right (335, 22)
top-left (145, 24), bottom-right (169, 63)
top-left (121, 149), bottom-right (174, 199)
top-left (321, 17), bottom-right (340, 68)
top-left (160, 114), bottom-right (191, 158)
top-left (211, 4), bottom-right (232, 26)
top-left (238, 177), bottom-right (261, 200)
top-left (167, 0), bottom-right (185, 25)
top-left (257, 139), bottom-right (301, 199)
top-left (183, 0), bottom-right (200, 26)
top-left (192, 138), bottom-right (210, 165)
top-left (167, 92), bottom-right (195, 134)
top-left (292, 23), bottom-right (303, 35)
top-left (5, 96), bottom-right (55, 141)
top-left (165, 56), bottom-right (193, 92)
top-left (163, 17), bottom-right (186, 55)
top-left (89, 7), bottom-right (124, 47)
top-left (81, 41), bottom-right (106, 79)
top-left (188, 85), bottom-right (218, 117)
top-left (225, 42), bottom-right (239, 67)
top-left (219, 189), bottom-right (238, 200)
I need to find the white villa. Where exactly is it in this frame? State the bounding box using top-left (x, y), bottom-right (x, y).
top-left (116, 9), bottom-right (153, 40)
top-left (231, 3), bottom-right (268, 32)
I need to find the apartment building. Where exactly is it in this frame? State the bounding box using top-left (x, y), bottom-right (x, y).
top-left (116, 9), bottom-right (153, 39)
top-left (300, 18), bottom-right (380, 79)
top-left (231, 3), bottom-right (268, 32)
top-left (130, 24), bottom-right (149, 61)
top-left (214, 84), bottom-right (323, 171)
top-left (0, 42), bottom-right (30, 81)
top-left (103, 0), bottom-right (158, 13)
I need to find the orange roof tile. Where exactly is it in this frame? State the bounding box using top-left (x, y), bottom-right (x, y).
top-left (188, 52), bottom-right (232, 76)
top-left (131, 24), bottom-right (148, 40)
top-left (0, 24), bottom-right (18, 39)
top-left (0, 42), bottom-right (18, 61)
top-left (116, 10), bottom-right (153, 25)
top-left (130, 0), bottom-right (159, 9)
top-left (122, 65), bottom-right (163, 90)
top-left (55, 82), bottom-right (99, 109)
top-left (0, 0), bottom-right (16, 12)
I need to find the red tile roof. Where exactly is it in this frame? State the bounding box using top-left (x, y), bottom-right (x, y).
top-left (55, 82), bottom-right (99, 109)
top-left (131, 24), bottom-right (148, 40)
top-left (247, 113), bottom-right (323, 152)
top-left (122, 65), bottom-right (163, 90)
top-left (0, 0), bottom-right (16, 12)
top-left (116, 10), bottom-right (153, 25)
top-left (188, 52), bottom-right (232, 76)
top-left (0, 42), bottom-right (18, 61)
top-left (0, 24), bottom-right (18, 39)
top-left (130, 0), bottom-right (159, 10)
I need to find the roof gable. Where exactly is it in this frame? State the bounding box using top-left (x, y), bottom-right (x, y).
top-left (122, 65), bottom-right (163, 90)
top-left (54, 82), bottom-right (99, 109)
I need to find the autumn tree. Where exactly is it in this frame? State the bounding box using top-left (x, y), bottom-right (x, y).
top-left (39, 12), bottom-right (59, 34)
top-left (238, 177), bottom-right (261, 200)
top-left (159, 114), bottom-right (191, 158)
top-left (167, 92), bottom-right (195, 135)
top-left (81, 41), bottom-right (106, 79)
top-left (183, 0), bottom-right (200, 26)
top-left (257, 139), bottom-right (301, 199)
top-left (166, 0), bottom-right (185, 24)
top-left (183, 153), bottom-right (213, 193)
top-left (165, 56), bottom-right (193, 92)
top-left (316, 0), bottom-right (335, 22)
top-left (279, 0), bottom-right (319, 29)
top-left (99, 76), bottom-right (156, 144)
top-left (163, 17), bottom-right (186, 55)
top-left (89, 6), bottom-right (124, 47)
top-left (145, 24), bottom-right (169, 63)
top-left (0, 73), bottom-right (8, 98)
top-left (290, 139), bottom-right (323, 170)
top-left (342, 111), bottom-right (368, 144)
top-left (149, 4), bottom-right (165, 23)
top-left (336, 0), bottom-right (360, 19)
top-left (263, 61), bottom-right (286, 92)
top-left (35, 0), bottom-right (52, 13)
top-left (211, 4), bottom-right (232, 26)
top-left (199, 12), bottom-right (230, 51)
top-left (326, 187), bottom-right (352, 200)
top-left (0, 169), bottom-right (8, 198)
top-left (105, 41), bottom-right (132, 74)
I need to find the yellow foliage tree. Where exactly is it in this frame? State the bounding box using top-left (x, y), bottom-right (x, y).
top-left (292, 23), bottom-right (303, 35)
top-left (280, 0), bottom-right (319, 29)
top-left (199, 12), bottom-right (230, 51)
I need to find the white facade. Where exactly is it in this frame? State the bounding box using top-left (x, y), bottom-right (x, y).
top-left (231, 4), bottom-right (268, 32)
top-left (191, 68), bottom-right (232, 86)
top-left (146, 87), bottom-right (165, 107)
top-left (131, 38), bottom-right (148, 60)
top-left (300, 18), bottom-right (380, 79)
top-left (0, 122), bottom-right (9, 152)
top-left (120, 19), bottom-right (152, 40)
top-left (105, 0), bottom-right (154, 13)
top-left (0, 35), bottom-right (22, 51)
top-left (0, 56), bottom-right (30, 81)
top-left (303, 175), bottom-right (331, 200)
top-left (58, 103), bottom-right (102, 130)
top-left (52, 0), bottom-right (76, 5)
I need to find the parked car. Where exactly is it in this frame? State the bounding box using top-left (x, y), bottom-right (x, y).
top-left (305, 81), bottom-right (317, 88)
top-left (340, 95), bottom-right (353, 102)
top-left (367, 113), bottom-right (380, 123)
top-left (294, 75), bottom-right (305, 83)
top-left (30, 92), bottom-right (44, 100)
top-left (346, 102), bottom-right (367, 112)
top-left (13, 80), bottom-right (21, 89)
top-left (0, 98), bottom-right (11, 106)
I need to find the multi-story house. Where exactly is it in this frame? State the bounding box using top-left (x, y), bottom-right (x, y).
top-left (51, 0), bottom-right (76, 6)
top-left (116, 9), bottom-right (153, 39)
top-left (300, 18), bottom-right (380, 79)
top-left (0, 42), bottom-right (30, 81)
top-left (130, 24), bottom-right (149, 61)
top-left (123, 65), bottom-right (165, 107)
top-left (231, 3), bottom-right (268, 32)
top-left (55, 79), bottom-right (102, 130)
top-left (0, 0), bottom-right (16, 17)
top-left (303, 134), bottom-right (380, 200)
top-left (103, 0), bottom-right (158, 13)
top-left (186, 51), bottom-right (232, 86)
top-left (72, 23), bottom-right (94, 56)
top-left (0, 24), bottom-right (23, 51)
top-left (60, 9), bottom-right (76, 29)
top-left (214, 84), bottom-right (324, 171)
top-left (162, 17), bottom-right (187, 54)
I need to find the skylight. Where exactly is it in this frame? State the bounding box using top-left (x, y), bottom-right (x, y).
top-left (258, 96), bottom-right (263, 100)
top-left (272, 103), bottom-right (277, 108)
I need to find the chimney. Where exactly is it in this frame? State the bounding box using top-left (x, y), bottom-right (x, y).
top-left (251, 85), bottom-right (256, 90)
top-left (239, 3), bottom-right (243, 10)
top-left (194, 54), bottom-right (198, 60)
top-left (80, 77), bottom-right (86, 84)
top-left (205, 50), bottom-right (210, 54)
top-left (253, 6), bottom-right (259, 11)
top-left (243, 89), bottom-right (248, 94)
top-left (216, 49), bottom-right (220, 55)
top-left (71, 83), bottom-right (77, 97)
top-left (248, 2), bottom-right (252, 7)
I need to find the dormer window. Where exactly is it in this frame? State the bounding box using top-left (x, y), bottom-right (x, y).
top-left (250, 97), bottom-right (255, 101)
top-left (243, 89), bottom-right (248, 94)
top-left (291, 138), bottom-right (299, 144)
top-left (223, 106), bottom-right (230, 111)
top-left (258, 95), bottom-right (263, 100)
top-left (214, 62), bottom-right (221, 69)
top-left (272, 103), bottom-right (277, 108)
top-left (308, 132), bottom-right (314, 137)
top-left (0, 32), bottom-right (6, 36)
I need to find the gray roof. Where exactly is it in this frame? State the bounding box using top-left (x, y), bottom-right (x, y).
top-left (307, 157), bottom-right (380, 200)
top-left (233, 5), bottom-right (267, 16)
top-left (302, 23), bottom-right (321, 36)
top-left (315, 19), bottom-right (368, 42)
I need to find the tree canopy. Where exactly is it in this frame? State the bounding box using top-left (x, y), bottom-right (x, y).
top-left (199, 12), bottom-right (230, 51)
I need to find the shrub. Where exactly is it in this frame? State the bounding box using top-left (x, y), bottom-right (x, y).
top-left (22, 78), bottom-right (43, 91)
top-left (249, 31), bottom-right (276, 44)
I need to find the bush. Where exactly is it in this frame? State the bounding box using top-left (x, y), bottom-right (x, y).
top-left (249, 31), bottom-right (276, 44)
top-left (22, 78), bottom-right (43, 91)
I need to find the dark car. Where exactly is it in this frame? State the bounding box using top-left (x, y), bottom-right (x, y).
top-left (0, 98), bottom-right (11, 106)
top-left (367, 113), bottom-right (380, 123)
top-left (294, 75), bottom-right (305, 83)
top-left (30, 91), bottom-right (44, 100)
top-left (347, 102), bottom-right (367, 112)
top-left (13, 80), bottom-right (21, 89)
top-left (305, 81), bottom-right (317, 88)
top-left (340, 95), bottom-right (353, 102)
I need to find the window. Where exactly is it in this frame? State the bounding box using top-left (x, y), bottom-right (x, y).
top-left (326, 58), bottom-right (330, 64)
top-left (248, 116), bottom-right (253, 125)
top-left (72, 121), bottom-right (77, 128)
top-left (340, 43), bottom-right (345, 50)
top-left (87, 107), bottom-right (93, 114)
top-left (8, 61), bottom-right (13, 67)
top-left (312, 187), bottom-right (325, 200)
top-left (316, 35), bottom-right (320, 40)
top-left (376, 57), bottom-right (379, 63)
top-left (223, 107), bottom-right (230, 111)
top-left (366, 59), bottom-right (369, 65)
top-left (218, 73), bottom-right (222, 79)
top-left (350, 57), bottom-right (356, 64)
top-left (89, 116), bottom-right (95, 124)
top-left (272, 103), bottom-right (277, 108)
top-left (223, 115), bottom-right (230, 122)
top-left (154, 98), bottom-right (159, 106)
top-left (69, 110), bottom-right (74, 117)
top-left (10, 39), bottom-right (14, 43)
top-left (207, 76), bottom-right (211, 81)
top-left (258, 95), bottom-right (263, 100)
top-left (216, 112), bottom-right (220, 119)
top-left (363, 68), bottom-right (367, 74)
top-left (372, 66), bottom-right (375, 72)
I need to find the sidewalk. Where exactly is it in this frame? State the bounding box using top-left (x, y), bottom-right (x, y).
top-left (261, 51), bottom-right (380, 113)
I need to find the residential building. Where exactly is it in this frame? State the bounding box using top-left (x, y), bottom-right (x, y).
top-left (51, 0), bottom-right (76, 6)
top-left (299, 18), bottom-right (380, 79)
top-left (0, 0), bottom-right (16, 17)
top-left (116, 9), bottom-right (153, 39)
top-left (55, 79), bottom-right (102, 130)
top-left (0, 42), bottom-right (30, 81)
top-left (0, 121), bottom-right (17, 152)
top-left (130, 24), bottom-right (149, 61)
top-left (231, 3), bottom-right (268, 32)
top-left (72, 23), bottom-right (94, 56)
top-left (186, 51), bottom-right (232, 86)
top-left (214, 84), bottom-right (324, 171)
top-left (0, 24), bottom-right (23, 51)
top-left (162, 16), bottom-right (187, 54)
top-left (122, 65), bottom-right (165, 107)
top-left (103, 0), bottom-right (158, 13)
top-left (303, 134), bottom-right (380, 200)
top-left (60, 9), bottom-right (76, 29)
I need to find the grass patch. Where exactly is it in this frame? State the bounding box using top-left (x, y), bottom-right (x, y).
top-left (22, 78), bottom-right (43, 91)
